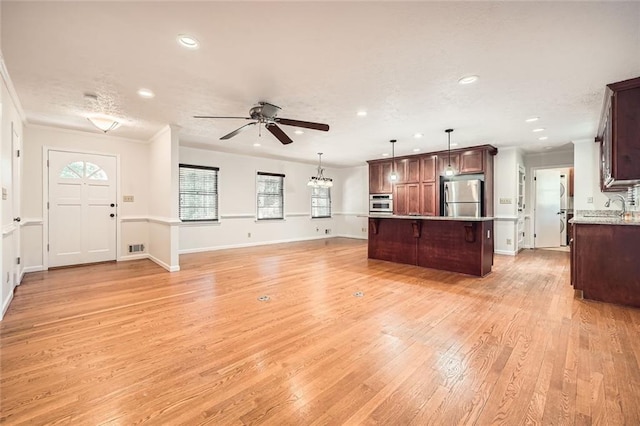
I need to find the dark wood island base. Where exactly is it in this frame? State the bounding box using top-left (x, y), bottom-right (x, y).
top-left (368, 216), bottom-right (494, 277)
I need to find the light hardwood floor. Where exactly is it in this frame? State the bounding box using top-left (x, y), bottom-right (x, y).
top-left (1, 238), bottom-right (639, 424)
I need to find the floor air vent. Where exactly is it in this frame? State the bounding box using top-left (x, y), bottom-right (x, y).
top-left (128, 244), bottom-right (145, 253)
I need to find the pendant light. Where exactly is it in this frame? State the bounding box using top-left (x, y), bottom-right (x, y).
top-left (389, 139), bottom-right (398, 181)
top-left (444, 129), bottom-right (455, 177)
top-left (307, 152), bottom-right (333, 187)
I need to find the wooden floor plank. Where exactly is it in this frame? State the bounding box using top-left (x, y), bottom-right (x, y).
top-left (2, 238), bottom-right (640, 424)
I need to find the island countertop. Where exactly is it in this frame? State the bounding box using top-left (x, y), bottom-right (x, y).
top-left (569, 216), bottom-right (640, 226)
top-left (369, 214), bottom-right (494, 222)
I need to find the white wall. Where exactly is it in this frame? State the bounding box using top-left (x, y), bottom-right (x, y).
top-left (21, 125), bottom-right (151, 271)
top-left (493, 147), bottom-right (524, 255)
top-left (147, 126), bottom-right (179, 271)
top-left (178, 146), bottom-right (368, 254)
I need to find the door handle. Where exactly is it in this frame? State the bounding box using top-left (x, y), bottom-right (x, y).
top-left (110, 203), bottom-right (116, 207)
top-left (13, 217), bottom-right (21, 222)
top-left (110, 213), bottom-right (115, 218)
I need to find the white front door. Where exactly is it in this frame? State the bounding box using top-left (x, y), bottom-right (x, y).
top-left (12, 125), bottom-right (22, 284)
top-left (48, 151), bottom-right (117, 267)
top-left (534, 169), bottom-right (561, 248)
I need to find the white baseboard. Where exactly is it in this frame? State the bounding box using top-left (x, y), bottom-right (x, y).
top-left (336, 234), bottom-right (368, 240)
top-left (119, 253), bottom-right (149, 262)
top-left (178, 234), bottom-right (334, 255)
top-left (148, 254), bottom-right (180, 272)
top-left (494, 249), bottom-right (517, 256)
top-left (1, 291), bottom-right (14, 320)
top-left (23, 265), bottom-right (45, 274)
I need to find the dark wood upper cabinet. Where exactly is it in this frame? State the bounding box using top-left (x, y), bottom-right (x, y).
top-left (597, 76), bottom-right (640, 191)
top-left (394, 183), bottom-right (420, 215)
top-left (438, 153), bottom-right (460, 176)
top-left (394, 157), bottom-right (420, 183)
top-left (369, 160), bottom-right (393, 194)
top-left (420, 155), bottom-right (437, 182)
top-left (460, 150), bottom-right (484, 174)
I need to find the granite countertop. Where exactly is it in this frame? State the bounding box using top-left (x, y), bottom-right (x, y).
top-left (569, 216), bottom-right (640, 226)
top-left (369, 214), bottom-right (494, 222)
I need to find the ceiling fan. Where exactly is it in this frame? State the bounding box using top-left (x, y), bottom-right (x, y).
top-left (194, 101), bottom-right (330, 145)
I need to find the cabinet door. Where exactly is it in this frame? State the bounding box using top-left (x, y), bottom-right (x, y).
top-left (420, 182), bottom-right (437, 216)
top-left (369, 161), bottom-right (393, 193)
top-left (438, 153), bottom-right (460, 175)
top-left (569, 167), bottom-right (574, 196)
top-left (420, 155), bottom-right (437, 182)
top-left (407, 184), bottom-right (420, 215)
top-left (406, 157), bottom-right (420, 183)
top-left (394, 184), bottom-right (407, 215)
top-left (460, 150), bottom-right (484, 174)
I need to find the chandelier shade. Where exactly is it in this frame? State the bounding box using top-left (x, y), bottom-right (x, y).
top-left (308, 153), bottom-right (333, 188)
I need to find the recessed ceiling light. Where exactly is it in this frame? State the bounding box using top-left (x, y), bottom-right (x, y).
top-left (458, 75), bottom-right (479, 85)
top-left (413, 133), bottom-right (423, 139)
top-left (532, 128), bottom-right (545, 132)
top-left (357, 111), bottom-right (367, 117)
top-left (253, 143), bottom-right (261, 147)
top-left (381, 153), bottom-right (389, 157)
top-left (413, 148), bottom-right (421, 152)
top-left (294, 130), bottom-right (304, 135)
top-left (545, 146), bottom-right (553, 150)
top-left (450, 143), bottom-right (459, 147)
top-left (137, 88), bottom-right (155, 99)
top-left (177, 34), bottom-right (199, 49)
top-left (525, 117), bottom-right (539, 123)
top-left (538, 136), bottom-right (549, 141)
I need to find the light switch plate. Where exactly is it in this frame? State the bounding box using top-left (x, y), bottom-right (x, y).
top-left (587, 197), bottom-right (593, 203)
top-left (123, 195), bottom-right (134, 202)
top-left (1, 188), bottom-right (7, 200)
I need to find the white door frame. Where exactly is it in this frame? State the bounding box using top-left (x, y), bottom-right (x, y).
top-left (42, 146), bottom-right (121, 269)
top-left (530, 163), bottom-right (572, 249)
top-left (12, 123), bottom-right (22, 285)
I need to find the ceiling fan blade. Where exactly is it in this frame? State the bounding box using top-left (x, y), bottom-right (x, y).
top-left (276, 118), bottom-right (330, 132)
top-left (266, 124), bottom-right (293, 145)
top-left (194, 116), bottom-right (252, 119)
top-left (220, 122), bottom-right (257, 140)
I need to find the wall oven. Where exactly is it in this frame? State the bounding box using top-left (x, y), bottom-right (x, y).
top-left (369, 194), bottom-right (393, 214)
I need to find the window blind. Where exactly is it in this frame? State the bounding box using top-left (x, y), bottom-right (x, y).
top-left (257, 172), bottom-right (284, 220)
top-left (311, 186), bottom-right (331, 218)
top-left (179, 164), bottom-right (219, 221)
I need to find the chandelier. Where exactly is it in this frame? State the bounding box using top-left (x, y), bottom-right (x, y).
top-left (307, 152), bottom-right (333, 188)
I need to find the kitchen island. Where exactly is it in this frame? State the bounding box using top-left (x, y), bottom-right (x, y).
top-left (368, 215), bottom-right (494, 277)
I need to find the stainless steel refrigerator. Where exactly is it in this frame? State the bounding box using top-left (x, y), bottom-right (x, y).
top-left (443, 179), bottom-right (482, 217)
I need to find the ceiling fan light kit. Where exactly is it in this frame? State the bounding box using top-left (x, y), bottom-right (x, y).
top-left (194, 101), bottom-right (330, 145)
top-left (308, 153), bottom-right (333, 188)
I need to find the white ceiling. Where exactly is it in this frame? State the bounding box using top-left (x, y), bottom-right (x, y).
top-left (2, 1), bottom-right (639, 167)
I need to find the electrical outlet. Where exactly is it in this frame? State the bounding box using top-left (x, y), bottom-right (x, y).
top-left (325, 229), bottom-right (331, 235)
top-left (316, 227), bottom-right (319, 232)
top-left (123, 195), bottom-right (134, 202)
top-left (506, 238), bottom-right (512, 245)
top-left (499, 198), bottom-right (512, 204)
top-left (362, 227), bottom-right (367, 232)
top-left (587, 197), bottom-right (593, 204)
top-left (247, 232), bottom-right (251, 238)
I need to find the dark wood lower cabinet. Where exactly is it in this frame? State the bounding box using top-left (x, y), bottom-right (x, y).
top-left (420, 182), bottom-right (437, 216)
top-left (368, 217), bottom-right (494, 277)
top-left (572, 223), bottom-right (640, 308)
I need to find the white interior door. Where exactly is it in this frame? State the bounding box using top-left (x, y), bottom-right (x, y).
top-left (534, 169), bottom-right (561, 248)
top-left (12, 126), bottom-right (22, 284)
top-left (48, 151), bottom-right (117, 267)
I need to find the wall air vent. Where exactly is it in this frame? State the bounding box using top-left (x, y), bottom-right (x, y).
top-left (128, 244), bottom-right (145, 253)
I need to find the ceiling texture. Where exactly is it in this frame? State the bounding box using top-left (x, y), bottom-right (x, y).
top-left (2, 1), bottom-right (639, 167)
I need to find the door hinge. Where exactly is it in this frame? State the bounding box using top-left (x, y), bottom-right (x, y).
top-left (16, 257), bottom-right (20, 265)
top-left (16, 149), bottom-right (20, 158)
top-left (47, 159), bottom-right (49, 167)
top-left (534, 177), bottom-right (536, 181)
top-left (534, 233), bottom-right (537, 238)
top-left (47, 202), bottom-right (50, 209)
top-left (47, 243), bottom-right (50, 252)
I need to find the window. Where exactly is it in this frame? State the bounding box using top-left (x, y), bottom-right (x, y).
top-left (179, 164), bottom-right (219, 221)
top-left (257, 172), bottom-right (284, 220)
top-left (311, 186), bottom-right (331, 218)
top-left (59, 161), bottom-right (108, 181)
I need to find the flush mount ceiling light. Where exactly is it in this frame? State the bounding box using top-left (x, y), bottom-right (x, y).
top-left (87, 115), bottom-right (120, 133)
top-left (381, 153), bottom-right (389, 157)
top-left (389, 139), bottom-right (398, 182)
top-left (458, 75), bottom-right (479, 85)
top-left (525, 117), bottom-right (540, 123)
top-left (413, 148), bottom-right (421, 152)
top-left (307, 153), bottom-right (333, 188)
top-left (357, 111), bottom-right (367, 117)
top-left (532, 128), bottom-right (546, 132)
top-left (177, 34), bottom-right (199, 49)
top-left (137, 88), bottom-right (155, 99)
top-left (444, 129), bottom-right (456, 177)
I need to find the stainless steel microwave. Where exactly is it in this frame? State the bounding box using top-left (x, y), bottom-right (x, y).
top-left (369, 194), bottom-right (393, 213)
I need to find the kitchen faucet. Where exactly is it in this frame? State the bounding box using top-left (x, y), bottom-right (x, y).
top-left (604, 194), bottom-right (626, 217)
